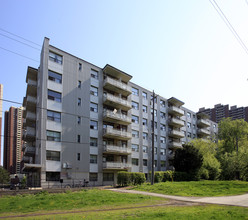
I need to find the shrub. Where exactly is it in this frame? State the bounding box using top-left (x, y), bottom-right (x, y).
top-left (154, 172), bottom-right (164, 183)
top-left (162, 171), bottom-right (174, 182)
top-left (117, 172), bottom-right (145, 186)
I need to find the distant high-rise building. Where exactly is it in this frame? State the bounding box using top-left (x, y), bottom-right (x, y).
top-left (199, 104), bottom-right (248, 123)
top-left (3, 106), bottom-right (23, 174)
top-left (0, 84), bottom-right (3, 165)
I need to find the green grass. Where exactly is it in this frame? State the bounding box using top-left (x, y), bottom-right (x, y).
top-left (0, 189), bottom-right (167, 215)
top-left (132, 180), bottom-right (248, 197)
top-left (10, 205), bottom-right (248, 220)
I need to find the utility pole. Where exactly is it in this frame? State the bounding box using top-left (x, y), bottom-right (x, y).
top-left (151, 90), bottom-right (155, 185)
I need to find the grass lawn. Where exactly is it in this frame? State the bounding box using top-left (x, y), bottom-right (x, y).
top-left (0, 189), bottom-right (167, 216)
top-left (132, 180), bottom-right (248, 197)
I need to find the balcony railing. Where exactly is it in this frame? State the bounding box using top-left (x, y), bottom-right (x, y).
top-left (103, 127), bottom-right (132, 140)
top-left (103, 110), bottom-right (131, 125)
top-left (104, 76), bottom-right (132, 95)
top-left (24, 146), bottom-right (35, 156)
top-left (103, 162), bottom-right (131, 170)
top-left (168, 141), bottom-right (182, 149)
top-left (168, 117), bottom-right (184, 127)
top-left (26, 112), bottom-right (36, 121)
top-left (103, 93), bottom-right (132, 110)
top-left (103, 145), bottom-right (131, 154)
top-left (168, 106), bottom-right (184, 116)
top-left (197, 119), bottom-right (210, 127)
top-left (197, 128), bottom-right (210, 136)
top-left (168, 129), bottom-right (184, 138)
top-left (26, 95), bottom-right (36, 105)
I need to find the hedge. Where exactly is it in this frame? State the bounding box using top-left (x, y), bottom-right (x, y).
top-left (117, 172), bottom-right (146, 186)
top-left (154, 171), bottom-right (200, 182)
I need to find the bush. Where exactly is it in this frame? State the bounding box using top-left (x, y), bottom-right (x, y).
top-left (117, 172), bottom-right (145, 186)
top-left (154, 172), bottom-right (164, 183)
top-left (162, 171), bottom-right (174, 182)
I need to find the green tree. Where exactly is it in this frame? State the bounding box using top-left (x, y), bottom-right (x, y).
top-left (191, 139), bottom-right (221, 180)
top-left (0, 166), bottom-right (10, 184)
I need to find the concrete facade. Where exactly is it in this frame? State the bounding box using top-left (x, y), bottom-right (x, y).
top-left (22, 38), bottom-right (218, 188)
top-left (0, 84), bottom-right (3, 165)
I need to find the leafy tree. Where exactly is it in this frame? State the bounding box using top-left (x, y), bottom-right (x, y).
top-left (191, 139), bottom-right (221, 180)
top-left (0, 166), bottom-right (10, 184)
top-left (173, 144), bottom-right (203, 176)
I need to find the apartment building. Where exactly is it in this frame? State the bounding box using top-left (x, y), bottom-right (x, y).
top-left (22, 37), bottom-right (217, 187)
top-left (3, 106), bottom-right (23, 174)
top-left (0, 84), bottom-right (3, 165)
top-left (199, 104), bottom-right (248, 123)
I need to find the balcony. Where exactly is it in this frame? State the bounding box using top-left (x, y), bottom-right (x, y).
top-left (197, 128), bottom-right (210, 136)
top-left (22, 156), bottom-right (30, 163)
top-left (104, 76), bottom-right (132, 96)
top-left (168, 106), bottom-right (184, 116)
top-left (197, 119), bottom-right (210, 128)
top-left (24, 146), bottom-right (35, 156)
top-left (23, 127), bottom-right (36, 141)
top-left (103, 93), bottom-right (132, 111)
top-left (103, 110), bottom-right (131, 125)
top-left (168, 129), bottom-right (184, 138)
top-left (168, 141), bottom-right (183, 150)
top-left (103, 162), bottom-right (131, 170)
top-left (103, 127), bottom-right (132, 140)
top-left (168, 117), bottom-right (184, 127)
top-left (26, 95), bottom-right (36, 112)
top-left (103, 145), bottom-right (131, 155)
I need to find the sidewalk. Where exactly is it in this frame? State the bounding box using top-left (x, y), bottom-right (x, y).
top-left (109, 188), bottom-right (248, 207)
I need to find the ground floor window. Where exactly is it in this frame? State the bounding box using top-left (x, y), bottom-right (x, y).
top-left (46, 172), bottom-right (60, 181)
top-left (89, 173), bottom-right (98, 182)
top-left (103, 173), bottom-right (114, 181)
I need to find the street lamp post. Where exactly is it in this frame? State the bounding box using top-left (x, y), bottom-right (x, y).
top-left (151, 90), bottom-right (155, 185)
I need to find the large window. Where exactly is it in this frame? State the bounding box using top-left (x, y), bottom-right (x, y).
top-left (132, 101), bottom-right (139, 110)
top-left (132, 158), bottom-right (139, 166)
top-left (46, 150), bottom-right (60, 161)
top-left (48, 70), bottom-right (62, 84)
top-left (103, 173), bottom-right (114, 181)
top-left (132, 87), bottom-right (139, 96)
top-left (90, 86), bottom-right (98, 96)
top-left (89, 173), bottom-right (98, 181)
top-left (91, 69), bottom-right (98, 79)
top-left (90, 120), bottom-right (98, 130)
top-left (48, 90), bottom-right (61, 102)
top-left (132, 130), bottom-right (139, 138)
top-left (131, 144), bottom-right (139, 152)
top-left (90, 138), bottom-right (98, 147)
top-left (46, 172), bottom-right (60, 181)
top-left (132, 115), bottom-right (139, 124)
top-left (90, 103), bottom-right (98, 112)
top-left (49, 51), bottom-right (63, 64)
top-left (90, 155), bottom-right (97, 164)
top-left (47, 110), bottom-right (61, 122)
top-left (47, 130), bottom-right (61, 142)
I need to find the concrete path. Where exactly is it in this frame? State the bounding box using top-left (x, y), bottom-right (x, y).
top-left (109, 188), bottom-right (248, 207)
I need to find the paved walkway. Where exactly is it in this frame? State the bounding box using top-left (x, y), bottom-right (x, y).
top-left (109, 188), bottom-right (248, 207)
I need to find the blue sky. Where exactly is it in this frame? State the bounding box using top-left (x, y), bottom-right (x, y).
top-left (0, 1), bottom-right (248, 163)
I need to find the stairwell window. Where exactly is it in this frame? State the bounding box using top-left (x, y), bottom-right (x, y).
top-left (47, 130), bottom-right (61, 142)
top-left (90, 120), bottom-right (98, 130)
top-left (132, 158), bottom-right (139, 166)
top-left (132, 130), bottom-right (139, 138)
top-left (143, 132), bottom-right (148, 140)
top-left (132, 115), bottom-right (139, 124)
top-left (90, 86), bottom-right (98, 96)
top-left (132, 101), bottom-right (139, 110)
top-left (48, 70), bottom-right (62, 84)
top-left (90, 102), bottom-right (98, 112)
top-left (160, 149), bottom-right (166, 155)
top-left (91, 69), bottom-right (99, 79)
top-left (46, 150), bottom-right (60, 161)
top-left (90, 138), bottom-right (98, 147)
top-left (143, 159), bottom-right (148, 166)
top-left (90, 155), bottom-right (97, 164)
top-left (132, 144), bottom-right (139, 152)
top-left (49, 51), bottom-right (63, 64)
top-left (48, 90), bottom-right (61, 102)
top-left (47, 110), bottom-right (61, 122)
top-left (132, 87), bottom-right (139, 96)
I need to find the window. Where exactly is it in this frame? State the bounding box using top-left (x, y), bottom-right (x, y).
top-left (79, 63), bottom-right (82, 71)
top-left (78, 98), bottom-right (81, 106)
top-left (77, 153), bottom-right (80, 161)
top-left (47, 130), bottom-right (61, 142)
top-left (132, 101), bottom-right (139, 110)
top-left (143, 159), bottom-right (148, 166)
top-left (154, 148), bottom-right (157, 154)
top-left (160, 124), bottom-right (166, 131)
top-left (151, 95), bottom-right (157, 103)
top-left (132, 144), bottom-right (139, 152)
top-left (91, 69), bottom-right (98, 79)
top-left (193, 124), bottom-right (196, 128)
top-left (142, 92), bottom-right (147, 99)
top-left (142, 118), bottom-right (148, 126)
top-left (90, 155), bottom-right (97, 164)
top-left (143, 132), bottom-right (148, 140)
top-left (160, 100), bottom-right (166, 107)
top-left (49, 51), bottom-right (62, 64)
top-left (132, 130), bottom-right (139, 138)
top-left (187, 132), bottom-right (191, 138)
top-left (160, 149), bottom-right (166, 155)
top-left (46, 172), bottom-right (60, 181)
top-left (48, 70), bottom-right (62, 83)
top-left (47, 110), bottom-right (61, 122)
top-left (154, 135), bottom-right (157, 142)
top-left (151, 121), bottom-right (157, 129)
top-left (78, 116), bottom-right (81, 124)
top-left (187, 122), bottom-right (191, 128)
top-left (187, 112), bottom-right (191, 118)
top-left (77, 135), bottom-right (80, 143)
top-left (160, 137), bottom-right (166, 144)
top-left (143, 146), bottom-right (148, 153)
top-left (48, 90), bottom-right (61, 102)
top-left (132, 158), bottom-right (139, 166)
top-left (161, 161), bottom-right (166, 167)
top-left (103, 173), bottom-right (114, 181)
top-left (160, 112), bottom-right (166, 119)
top-left (132, 115), bottom-right (139, 124)
top-left (90, 86), bottom-right (98, 96)
top-left (90, 138), bottom-right (98, 147)
top-left (78, 80), bottom-right (81, 88)
top-left (90, 120), bottom-right (98, 130)
top-left (90, 173), bottom-right (98, 181)
top-left (46, 150), bottom-right (60, 161)
top-left (193, 114), bottom-right (196, 119)
top-left (213, 124), bottom-right (216, 128)
top-left (151, 109), bottom-right (157, 116)
top-left (132, 87), bottom-right (139, 96)
top-left (143, 105), bottom-right (147, 113)
top-left (90, 103), bottom-right (98, 112)
top-left (193, 134), bottom-right (196, 138)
